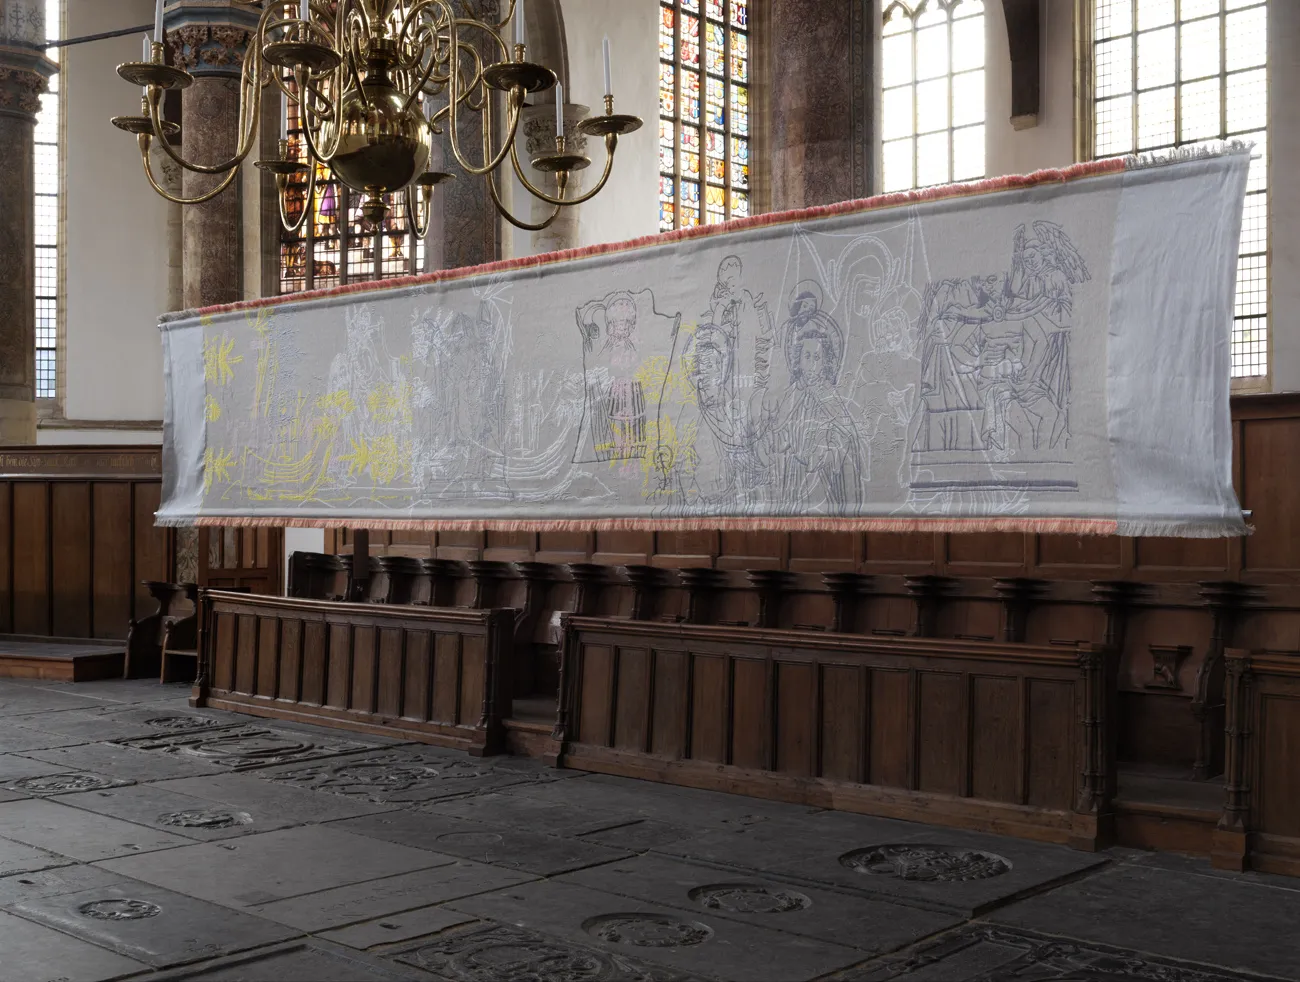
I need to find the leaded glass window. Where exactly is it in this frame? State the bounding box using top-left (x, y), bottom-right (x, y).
top-left (1093, 0), bottom-right (1269, 378)
top-left (278, 94), bottom-right (425, 295)
top-left (880, 0), bottom-right (986, 192)
top-left (658, 0), bottom-right (750, 232)
top-left (34, 0), bottom-right (61, 399)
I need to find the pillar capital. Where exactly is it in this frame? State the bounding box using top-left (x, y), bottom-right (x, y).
top-left (164, 0), bottom-right (258, 78)
top-left (0, 43), bottom-right (56, 123)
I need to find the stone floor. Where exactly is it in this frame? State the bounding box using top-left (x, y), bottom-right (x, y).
top-left (0, 677), bottom-right (1297, 982)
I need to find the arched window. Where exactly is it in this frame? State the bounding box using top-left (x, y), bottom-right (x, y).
top-left (34, 0), bottom-right (61, 399)
top-left (658, 0), bottom-right (750, 231)
top-left (880, 0), bottom-right (986, 192)
top-left (277, 91), bottom-right (426, 295)
top-left (1093, 0), bottom-right (1268, 379)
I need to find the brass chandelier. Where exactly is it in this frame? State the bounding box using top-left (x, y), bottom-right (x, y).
top-left (112, 0), bottom-right (642, 234)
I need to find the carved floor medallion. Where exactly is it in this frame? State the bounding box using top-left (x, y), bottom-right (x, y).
top-left (261, 751), bottom-right (497, 802)
top-left (157, 808), bottom-right (251, 830)
top-left (4, 773), bottom-right (125, 795)
top-left (395, 923), bottom-right (696, 982)
top-left (843, 925), bottom-right (1278, 981)
top-left (689, 883), bottom-right (812, 914)
top-left (583, 913), bottom-right (714, 948)
top-left (113, 726), bottom-right (370, 771)
top-left (839, 845), bottom-right (1011, 882)
top-left (78, 899), bottom-right (162, 921)
top-left (142, 715), bottom-right (225, 732)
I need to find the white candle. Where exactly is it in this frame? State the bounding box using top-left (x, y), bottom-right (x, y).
top-left (555, 81), bottom-right (563, 138)
top-left (300, 0), bottom-right (310, 21)
top-left (514, 0), bottom-right (525, 46)
top-left (602, 36), bottom-right (612, 98)
top-left (154, 0), bottom-right (163, 43)
top-left (280, 97), bottom-right (287, 140)
top-left (143, 34), bottom-right (151, 62)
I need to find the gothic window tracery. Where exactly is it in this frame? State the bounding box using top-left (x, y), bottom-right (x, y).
top-left (659, 0), bottom-right (750, 231)
top-left (880, 0), bottom-right (986, 192)
top-left (1093, 0), bottom-right (1269, 379)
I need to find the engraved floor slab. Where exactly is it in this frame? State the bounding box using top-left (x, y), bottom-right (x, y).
top-left (0, 908), bottom-right (147, 982)
top-left (23, 740), bottom-right (229, 781)
top-left (253, 747), bottom-right (551, 804)
top-left (111, 725), bottom-right (375, 771)
top-left (318, 905), bottom-right (477, 950)
top-left (0, 861), bottom-right (146, 907)
top-left (414, 790), bottom-right (642, 838)
top-left (837, 924), bottom-right (1291, 981)
top-left (564, 854), bottom-right (961, 954)
top-left (150, 770), bottom-right (399, 825)
top-left (989, 861), bottom-right (1300, 979)
top-left (0, 798), bottom-right (190, 861)
top-left (142, 940), bottom-right (435, 981)
top-left (0, 835), bottom-right (73, 877)
top-left (96, 825), bottom-right (454, 908)
top-left (445, 878), bottom-right (866, 981)
top-left (249, 862), bottom-right (533, 931)
top-left (57, 783), bottom-right (269, 841)
top-left (392, 922), bottom-right (704, 982)
top-left (0, 720), bottom-right (86, 752)
top-left (663, 821), bottom-right (1107, 915)
top-left (9, 880), bottom-right (298, 968)
top-left (0, 684), bottom-right (116, 716)
top-left (11, 707), bottom-right (241, 743)
top-left (337, 810), bottom-right (634, 876)
top-left (0, 760), bottom-right (132, 798)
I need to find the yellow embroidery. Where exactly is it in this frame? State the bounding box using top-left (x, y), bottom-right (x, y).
top-left (203, 447), bottom-right (236, 492)
top-left (203, 335), bottom-right (243, 386)
top-left (339, 434), bottom-right (406, 485)
top-left (204, 396), bottom-right (222, 422)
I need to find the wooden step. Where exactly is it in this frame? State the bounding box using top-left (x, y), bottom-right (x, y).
top-left (1115, 767), bottom-right (1223, 858)
top-left (0, 639), bottom-right (125, 682)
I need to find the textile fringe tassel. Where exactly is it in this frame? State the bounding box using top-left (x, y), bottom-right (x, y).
top-left (165, 515), bottom-right (1125, 536)
top-left (1122, 139), bottom-right (1254, 171)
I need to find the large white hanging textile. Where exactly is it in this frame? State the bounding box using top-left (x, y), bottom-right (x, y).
top-left (159, 148), bottom-right (1250, 536)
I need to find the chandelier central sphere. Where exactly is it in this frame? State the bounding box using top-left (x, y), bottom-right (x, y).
top-left (112, 0), bottom-right (642, 235)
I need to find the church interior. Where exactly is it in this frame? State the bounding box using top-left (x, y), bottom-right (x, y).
top-left (2, 1), bottom-right (1300, 980)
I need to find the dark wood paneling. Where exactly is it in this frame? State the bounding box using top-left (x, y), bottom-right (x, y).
top-left (92, 482), bottom-right (133, 639)
top-left (613, 647), bottom-right (651, 752)
top-left (820, 664), bottom-right (864, 782)
top-left (917, 672), bottom-right (965, 795)
top-left (970, 675), bottom-right (1021, 803)
top-left (690, 655), bottom-right (728, 763)
top-left (12, 483), bottom-right (49, 636)
top-left (730, 657), bottom-right (768, 770)
top-left (1037, 534), bottom-right (1122, 569)
top-left (775, 660), bottom-right (815, 776)
top-left (1258, 693), bottom-right (1300, 840)
top-left (577, 643), bottom-right (613, 746)
top-left (869, 669), bottom-right (912, 789)
top-left (199, 592), bottom-right (511, 754)
top-left (1026, 679), bottom-right (1075, 810)
top-left (51, 482), bottom-right (91, 638)
top-left (0, 482), bottom-right (10, 633)
top-left (650, 648), bottom-right (689, 758)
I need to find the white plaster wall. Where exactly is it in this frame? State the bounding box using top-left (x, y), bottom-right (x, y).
top-left (558, 0), bottom-right (659, 249)
top-left (984, 0), bottom-right (1076, 178)
top-left (56, 0), bottom-right (170, 431)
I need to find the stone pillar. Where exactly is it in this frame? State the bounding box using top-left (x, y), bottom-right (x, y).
top-left (166, 1), bottom-right (257, 309)
top-left (766, 0), bottom-right (873, 210)
top-left (0, 0), bottom-right (56, 445)
top-left (521, 101), bottom-right (589, 255)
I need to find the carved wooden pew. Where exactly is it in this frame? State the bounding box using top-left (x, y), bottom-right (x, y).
top-left (554, 615), bottom-right (1116, 851)
top-left (123, 581), bottom-right (194, 679)
top-left (193, 590), bottom-right (513, 755)
top-left (1213, 648), bottom-right (1300, 876)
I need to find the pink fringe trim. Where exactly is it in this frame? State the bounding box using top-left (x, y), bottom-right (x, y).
top-left (186, 515), bottom-right (1122, 536)
top-left (182, 158), bottom-right (1129, 321)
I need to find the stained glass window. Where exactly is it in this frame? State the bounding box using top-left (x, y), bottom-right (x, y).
top-left (1093, 0), bottom-right (1269, 379)
top-left (660, 0), bottom-right (750, 232)
top-left (34, 0), bottom-right (61, 399)
top-left (278, 92), bottom-right (426, 294)
top-left (880, 0), bottom-right (986, 193)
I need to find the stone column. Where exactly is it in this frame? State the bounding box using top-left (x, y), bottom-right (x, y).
top-left (0, 0), bottom-right (56, 445)
top-left (765, 0), bottom-right (873, 210)
top-left (520, 101), bottom-right (589, 255)
top-left (166, 1), bottom-right (257, 309)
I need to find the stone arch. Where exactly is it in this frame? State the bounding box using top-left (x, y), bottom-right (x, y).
top-left (523, 0), bottom-right (570, 93)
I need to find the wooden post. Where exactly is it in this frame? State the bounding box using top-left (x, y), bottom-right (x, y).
top-left (351, 529), bottom-right (370, 601)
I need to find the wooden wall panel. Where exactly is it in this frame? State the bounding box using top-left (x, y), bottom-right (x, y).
top-left (863, 532), bottom-right (931, 568)
top-left (970, 676), bottom-right (1021, 803)
top-left (650, 648), bottom-right (689, 758)
top-left (1026, 679), bottom-right (1074, 809)
top-left (917, 672), bottom-right (965, 795)
top-left (790, 532), bottom-right (857, 572)
top-left (1257, 694), bottom-right (1300, 839)
top-left (775, 661), bottom-right (815, 776)
top-left (820, 664), bottom-right (864, 782)
top-left (948, 533), bottom-right (1024, 569)
top-left (577, 643), bottom-right (613, 746)
top-left (729, 657), bottom-right (768, 770)
top-left (11, 483), bottom-right (49, 636)
top-left (690, 655), bottom-right (728, 763)
top-left (403, 632), bottom-right (431, 721)
top-left (868, 669), bottom-right (912, 789)
top-left (92, 483), bottom-right (133, 639)
top-left (1241, 416), bottom-right (1300, 572)
top-left (1036, 534), bottom-right (1122, 570)
top-left (134, 482), bottom-right (168, 616)
top-left (613, 647), bottom-right (651, 752)
top-left (0, 482), bottom-right (10, 633)
top-left (51, 482), bottom-right (91, 638)
top-left (199, 594), bottom-right (511, 754)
